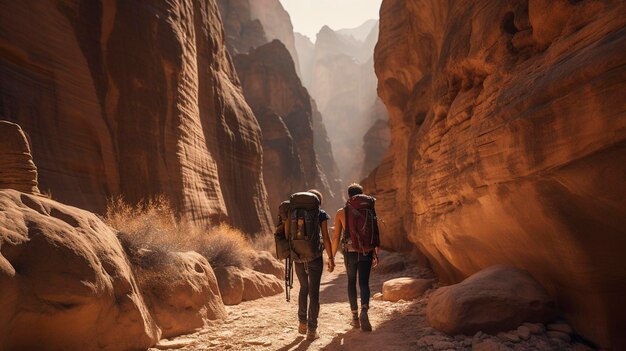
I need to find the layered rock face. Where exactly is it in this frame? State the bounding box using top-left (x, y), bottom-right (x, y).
top-left (217, 2), bottom-right (343, 213)
top-left (234, 41), bottom-right (341, 212)
top-left (369, 0), bottom-right (626, 347)
top-left (297, 23), bottom-right (389, 182)
top-left (0, 121), bottom-right (39, 194)
top-left (0, 0), bottom-right (271, 234)
top-left (217, 0), bottom-right (299, 74)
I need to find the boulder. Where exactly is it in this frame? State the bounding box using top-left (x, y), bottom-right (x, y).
top-left (382, 277), bottom-right (432, 302)
top-left (137, 251), bottom-right (226, 338)
top-left (0, 121), bottom-right (39, 194)
top-left (241, 268), bottom-right (284, 301)
top-left (0, 189), bottom-right (159, 350)
top-left (250, 251), bottom-right (284, 279)
top-left (214, 266), bottom-right (283, 304)
top-left (427, 265), bottom-right (556, 335)
top-left (214, 266), bottom-right (245, 305)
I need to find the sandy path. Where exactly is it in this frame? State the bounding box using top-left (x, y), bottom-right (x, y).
top-left (152, 254), bottom-right (435, 351)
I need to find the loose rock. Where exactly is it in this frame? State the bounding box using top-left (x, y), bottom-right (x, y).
top-left (382, 277), bottom-right (432, 302)
top-left (427, 265), bottom-right (556, 335)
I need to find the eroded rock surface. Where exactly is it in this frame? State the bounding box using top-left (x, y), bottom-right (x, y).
top-left (0, 189), bottom-right (159, 351)
top-left (0, 0), bottom-right (271, 234)
top-left (234, 40), bottom-right (341, 212)
top-left (213, 265), bottom-right (283, 305)
top-left (368, 0), bottom-right (626, 347)
top-left (427, 265), bottom-right (556, 336)
top-left (135, 251), bottom-right (226, 339)
top-left (382, 277), bottom-right (432, 302)
top-left (0, 120), bottom-right (39, 194)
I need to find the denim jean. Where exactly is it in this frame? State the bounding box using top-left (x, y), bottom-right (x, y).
top-left (343, 251), bottom-right (373, 311)
top-left (294, 256), bottom-right (323, 330)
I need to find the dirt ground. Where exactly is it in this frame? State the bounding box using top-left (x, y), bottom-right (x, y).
top-left (150, 254), bottom-right (435, 350)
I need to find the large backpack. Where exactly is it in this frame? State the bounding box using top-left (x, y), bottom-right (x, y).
top-left (344, 194), bottom-right (380, 253)
top-left (274, 200), bottom-right (291, 260)
top-left (287, 192), bottom-right (323, 262)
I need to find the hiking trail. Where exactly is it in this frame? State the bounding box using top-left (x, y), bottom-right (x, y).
top-left (150, 254), bottom-right (435, 350)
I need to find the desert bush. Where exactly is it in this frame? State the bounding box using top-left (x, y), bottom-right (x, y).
top-left (193, 224), bottom-right (253, 268)
top-left (105, 196), bottom-right (253, 273)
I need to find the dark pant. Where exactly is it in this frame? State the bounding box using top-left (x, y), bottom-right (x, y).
top-left (294, 256), bottom-right (323, 330)
top-left (344, 251), bottom-right (373, 312)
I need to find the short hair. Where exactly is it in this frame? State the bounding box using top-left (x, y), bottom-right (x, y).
top-left (347, 183), bottom-right (363, 197)
top-left (307, 189), bottom-right (323, 206)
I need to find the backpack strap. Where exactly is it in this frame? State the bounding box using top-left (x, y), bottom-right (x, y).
top-left (342, 206), bottom-right (349, 245)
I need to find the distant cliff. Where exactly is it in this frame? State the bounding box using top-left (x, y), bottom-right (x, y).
top-left (295, 22), bottom-right (389, 183)
top-left (234, 40), bottom-right (341, 212)
top-left (218, 0), bottom-right (343, 212)
top-left (369, 0), bottom-right (626, 348)
top-left (0, 0), bottom-right (272, 234)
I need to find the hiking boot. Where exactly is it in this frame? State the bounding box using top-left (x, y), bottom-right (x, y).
top-left (360, 307), bottom-right (372, 332)
top-left (350, 311), bottom-right (360, 328)
top-left (298, 321), bottom-right (307, 334)
top-left (306, 329), bottom-right (319, 341)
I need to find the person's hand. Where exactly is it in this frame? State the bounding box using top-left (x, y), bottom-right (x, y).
top-left (327, 258), bottom-right (335, 272)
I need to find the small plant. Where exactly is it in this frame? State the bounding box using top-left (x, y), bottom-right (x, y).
top-left (105, 196), bottom-right (254, 272)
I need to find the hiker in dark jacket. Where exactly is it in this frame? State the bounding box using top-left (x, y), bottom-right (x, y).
top-left (286, 189), bottom-right (334, 341)
top-left (331, 183), bottom-right (380, 332)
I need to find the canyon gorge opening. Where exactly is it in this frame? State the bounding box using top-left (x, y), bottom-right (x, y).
top-left (1, 1), bottom-right (625, 351)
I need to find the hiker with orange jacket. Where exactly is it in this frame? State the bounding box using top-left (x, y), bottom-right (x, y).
top-left (331, 183), bottom-right (380, 332)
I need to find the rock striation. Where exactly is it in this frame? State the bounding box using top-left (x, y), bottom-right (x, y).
top-left (234, 40), bottom-right (342, 212)
top-left (0, 120), bottom-right (39, 194)
top-left (369, 0), bottom-right (626, 347)
top-left (217, 1), bottom-right (343, 213)
top-left (0, 0), bottom-right (272, 234)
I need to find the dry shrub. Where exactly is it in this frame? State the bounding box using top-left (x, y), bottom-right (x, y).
top-left (194, 224), bottom-right (253, 269)
top-left (105, 196), bottom-right (253, 274)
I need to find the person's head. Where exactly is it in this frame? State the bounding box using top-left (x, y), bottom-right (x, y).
top-left (347, 183), bottom-right (363, 197)
top-left (307, 189), bottom-right (323, 206)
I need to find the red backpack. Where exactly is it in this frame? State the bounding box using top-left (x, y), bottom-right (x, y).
top-left (344, 194), bottom-right (380, 253)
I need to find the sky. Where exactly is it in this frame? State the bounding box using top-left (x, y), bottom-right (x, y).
top-left (279, 0), bottom-right (382, 41)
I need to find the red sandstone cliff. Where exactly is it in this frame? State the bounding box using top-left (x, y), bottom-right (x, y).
top-left (0, 0), bottom-right (272, 233)
top-left (234, 40), bottom-right (341, 213)
top-left (217, 1), bottom-right (343, 213)
top-left (368, 0), bottom-right (626, 348)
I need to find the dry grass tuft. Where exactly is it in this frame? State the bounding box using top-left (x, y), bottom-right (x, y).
top-left (105, 195), bottom-right (253, 272)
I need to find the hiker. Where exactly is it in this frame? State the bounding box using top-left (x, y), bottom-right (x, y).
top-left (281, 189), bottom-right (334, 341)
top-left (331, 183), bottom-right (380, 332)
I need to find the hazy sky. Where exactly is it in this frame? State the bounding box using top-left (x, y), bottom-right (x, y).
top-left (279, 0), bottom-right (382, 41)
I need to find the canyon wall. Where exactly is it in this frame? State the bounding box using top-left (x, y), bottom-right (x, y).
top-left (0, 0), bottom-right (272, 234)
top-left (234, 40), bottom-right (341, 212)
top-left (217, 0), bottom-right (299, 75)
top-left (368, 0), bottom-right (626, 348)
top-left (296, 22), bottom-right (389, 183)
top-left (217, 1), bottom-right (343, 213)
